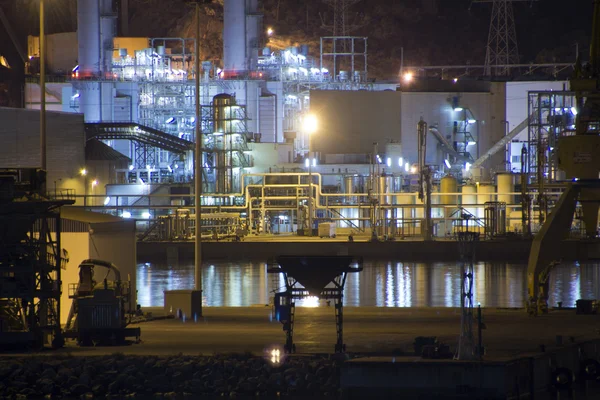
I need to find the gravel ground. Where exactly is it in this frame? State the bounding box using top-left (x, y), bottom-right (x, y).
top-left (0, 353), bottom-right (342, 399)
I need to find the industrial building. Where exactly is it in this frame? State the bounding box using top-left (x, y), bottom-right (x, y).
top-left (0, 0), bottom-right (581, 241)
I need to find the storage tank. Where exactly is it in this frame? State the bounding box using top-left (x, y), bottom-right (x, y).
top-left (462, 184), bottom-right (477, 217)
top-left (378, 176), bottom-right (393, 205)
top-left (213, 93), bottom-right (234, 133)
top-left (440, 175), bottom-right (458, 206)
top-left (477, 183), bottom-right (495, 218)
top-left (497, 173), bottom-right (515, 205)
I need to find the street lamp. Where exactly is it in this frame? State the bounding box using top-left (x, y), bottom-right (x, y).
top-left (91, 179), bottom-right (98, 206)
top-left (80, 168), bottom-right (88, 206)
top-left (303, 114), bottom-right (318, 236)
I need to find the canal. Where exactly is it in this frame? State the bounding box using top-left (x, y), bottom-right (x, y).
top-left (137, 260), bottom-right (600, 308)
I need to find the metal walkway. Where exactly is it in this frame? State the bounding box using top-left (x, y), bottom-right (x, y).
top-left (84, 123), bottom-right (194, 154)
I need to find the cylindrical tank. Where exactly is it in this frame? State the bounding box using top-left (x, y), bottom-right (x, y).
top-left (497, 173), bottom-right (515, 205)
top-left (462, 184), bottom-right (477, 217)
top-left (440, 175), bottom-right (458, 206)
top-left (378, 176), bottom-right (392, 205)
top-left (223, 0), bottom-right (247, 72)
top-left (477, 183), bottom-right (495, 218)
top-left (213, 93), bottom-right (234, 133)
top-left (339, 71), bottom-right (348, 81)
top-left (156, 45), bottom-right (165, 55)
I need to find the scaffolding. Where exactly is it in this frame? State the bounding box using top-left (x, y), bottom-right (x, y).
top-left (200, 95), bottom-right (252, 193)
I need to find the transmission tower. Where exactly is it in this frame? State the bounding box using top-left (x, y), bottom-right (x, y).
top-left (321, 0), bottom-right (362, 37)
top-left (472, 0), bottom-right (536, 76)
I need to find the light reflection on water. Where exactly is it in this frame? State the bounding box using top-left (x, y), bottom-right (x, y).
top-left (137, 261), bottom-right (600, 308)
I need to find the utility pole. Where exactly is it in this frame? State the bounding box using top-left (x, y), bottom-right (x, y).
top-left (194, 2), bottom-right (202, 295)
top-left (40, 0), bottom-right (46, 171)
top-left (471, 0), bottom-right (537, 76)
top-left (185, 0), bottom-right (206, 302)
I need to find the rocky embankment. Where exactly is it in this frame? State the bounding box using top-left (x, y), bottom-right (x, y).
top-left (0, 353), bottom-right (341, 399)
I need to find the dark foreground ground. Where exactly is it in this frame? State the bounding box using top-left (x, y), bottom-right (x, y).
top-left (1, 307), bottom-right (600, 399)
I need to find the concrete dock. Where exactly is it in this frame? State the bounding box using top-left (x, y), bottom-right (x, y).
top-left (37, 306), bottom-right (600, 357)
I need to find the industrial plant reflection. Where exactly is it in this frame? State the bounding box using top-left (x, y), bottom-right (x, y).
top-left (137, 261), bottom-right (600, 309)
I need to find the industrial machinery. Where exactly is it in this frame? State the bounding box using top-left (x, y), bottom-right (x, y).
top-left (65, 259), bottom-right (140, 346)
top-left (527, 1), bottom-right (600, 315)
top-left (268, 256), bottom-right (362, 353)
top-left (0, 169), bottom-right (73, 349)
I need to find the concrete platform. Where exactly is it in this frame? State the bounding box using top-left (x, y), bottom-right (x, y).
top-left (16, 306), bottom-right (600, 357)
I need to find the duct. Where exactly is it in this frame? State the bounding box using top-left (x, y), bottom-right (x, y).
top-left (472, 114), bottom-right (531, 168)
top-left (428, 125), bottom-right (471, 163)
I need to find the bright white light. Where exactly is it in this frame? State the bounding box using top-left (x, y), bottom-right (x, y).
top-left (454, 107), bottom-right (464, 112)
top-left (122, 211), bottom-right (132, 218)
top-left (465, 162), bottom-right (471, 171)
top-left (403, 72), bottom-right (413, 83)
top-left (444, 159), bottom-right (451, 169)
top-left (398, 157), bottom-right (403, 167)
top-left (303, 114), bottom-right (318, 134)
top-left (305, 158), bottom-right (310, 168)
top-left (312, 158), bottom-right (316, 167)
top-left (571, 107), bottom-right (578, 115)
top-left (91, 179), bottom-right (98, 187)
top-left (321, 68), bottom-right (329, 73)
top-left (404, 162), bottom-right (410, 172)
top-left (166, 117), bottom-right (175, 124)
top-left (72, 65), bottom-right (79, 72)
top-left (142, 212), bottom-right (151, 219)
top-left (468, 119), bottom-right (476, 124)
top-left (190, 117), bottom-right (196, 123)
top-left (174, 164), bottom-right (179, 169)
top-left (80, 168), bottom-right (87, 176)
top-left (167, 165), bottom-right (173, 173)
top-left (467, 141), bottom-right (477, 146)
top-left (453, 78), bottom-right (458, 83)
top-left (386, 157), bottom-right (392, 167)
top-left (267, 27), bottom-right (274, 36)
top-left (410, 166), bottom-right (417, 173)
top-left (303, 296), bottom-right (320, 308)
top-left (128, 165), bottom-right (134, 171)
top-left (103, 196), bottom-right (110, 206)
top-left (72, 93), bottom-right (80, 99)
top-left (146, 164), bottom-right (151, 170)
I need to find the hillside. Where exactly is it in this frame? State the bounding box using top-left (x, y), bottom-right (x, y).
top-left (0, 0), bottom-right (594, 80)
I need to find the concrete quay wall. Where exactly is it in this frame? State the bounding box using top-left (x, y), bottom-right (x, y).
top-left (341, 340), bottom-right (600, 399)
top-left (137, 239), bottom-right (600, 263)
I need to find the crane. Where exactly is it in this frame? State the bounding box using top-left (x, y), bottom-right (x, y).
top-left (526, 0), bottom-right (600, 315)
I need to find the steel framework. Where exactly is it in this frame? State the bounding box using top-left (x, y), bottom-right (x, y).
top-left (0, 169), bottom-right (74, 349)
top-left (472, 0), bottom-right (536, 76)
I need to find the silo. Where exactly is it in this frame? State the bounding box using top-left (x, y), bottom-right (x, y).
top-left (497, 173), bottom-right (515, 205)
top-left (477, 184), bottom-right (495, 218)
